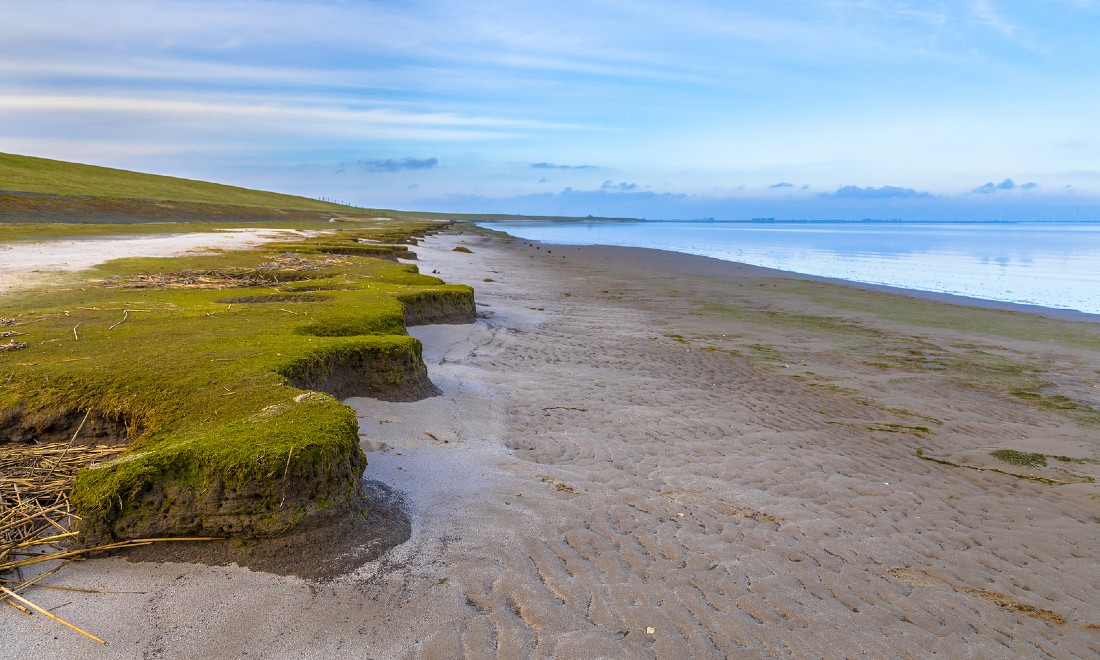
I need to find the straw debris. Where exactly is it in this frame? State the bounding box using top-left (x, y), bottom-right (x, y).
top-left (100, 253), bottom-right (350, 290)
top-left (1, 439), bottom-right (216, 644)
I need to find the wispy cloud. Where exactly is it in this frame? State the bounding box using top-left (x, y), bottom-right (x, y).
top-left (969, 0), bottom-right (1016, 38)
top-left (0, 93), bottom-right (585, 148)
top-left (0, 94), bottom-right (576, 129)
top-left (341, 158), bottom-right (439, 173)
top-left (531, 162), bottom-right (598, 170)
top-left (2, 1), bottom-right (1096, 215)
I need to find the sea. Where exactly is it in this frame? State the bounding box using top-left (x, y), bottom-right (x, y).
top-left (475, 220), bottom-right (1100, 316)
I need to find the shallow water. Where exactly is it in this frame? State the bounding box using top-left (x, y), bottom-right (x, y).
top-left (478, 220), bottom-right (1100, 314)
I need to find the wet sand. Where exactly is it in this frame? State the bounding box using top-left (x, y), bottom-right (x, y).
top-left (3, 228), bottom-right (1100, 658)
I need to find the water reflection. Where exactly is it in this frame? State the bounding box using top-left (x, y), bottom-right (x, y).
top-left (480, 221), bottom-right (1100, 314)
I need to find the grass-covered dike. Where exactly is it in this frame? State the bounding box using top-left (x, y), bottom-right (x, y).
top-left (0, 152), bottom-right (359, 212)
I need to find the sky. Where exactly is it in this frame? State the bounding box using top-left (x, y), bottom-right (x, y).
top-left (3, 0), bottom-right (1099, 220)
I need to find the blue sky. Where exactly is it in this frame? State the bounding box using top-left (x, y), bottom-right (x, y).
top-left (3, 0), bottom-right (1099, 220)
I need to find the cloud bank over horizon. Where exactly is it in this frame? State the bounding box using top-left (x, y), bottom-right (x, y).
top-left (2, 1), bottom-right (1098, 220)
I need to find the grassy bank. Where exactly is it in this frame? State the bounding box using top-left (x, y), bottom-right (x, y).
top-left (1, 151), bottom-right (480, 545)
top-left (1, 152), bottom-right (638, 233)
top-left (0, 152), bottom-right (358, 211)
top-left (1, 223), bottom-right (474, 542)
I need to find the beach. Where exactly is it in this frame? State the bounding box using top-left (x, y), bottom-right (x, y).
top-left (478, 219), bottom-right (1100, 316)
top-left (4, 227), bottom-right (1099, 658)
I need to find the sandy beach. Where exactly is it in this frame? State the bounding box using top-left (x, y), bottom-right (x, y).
top-left (3, 227), bottom-right (1099, 658)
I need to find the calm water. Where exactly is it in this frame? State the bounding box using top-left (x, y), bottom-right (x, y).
top-left (476, 220), bottom-right (1100, 315)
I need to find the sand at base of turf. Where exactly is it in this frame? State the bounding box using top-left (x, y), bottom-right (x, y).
top-left (3, 228), bottom-right (1099, 658)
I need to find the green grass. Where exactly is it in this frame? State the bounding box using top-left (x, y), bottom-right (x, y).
top-left (1, 152), bottom-right (358, 211)
top-left (1, 222), bottom-right (474, 542)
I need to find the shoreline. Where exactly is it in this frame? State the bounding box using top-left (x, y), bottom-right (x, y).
top-left (514, 238), bottom-right (1100, 324)
top-left (484, 217), bottom-right (1100, 319)
top-left (4, 226), bottom-right (1099, 656)
top-left (4, 222), bottom-right (1097, 323)
top-left (571, 243), bottom-right (1100, 324)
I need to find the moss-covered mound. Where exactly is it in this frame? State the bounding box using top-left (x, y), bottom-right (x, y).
top-left (0, 222), bottom-right (474, 544)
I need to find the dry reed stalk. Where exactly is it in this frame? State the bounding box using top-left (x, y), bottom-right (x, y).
top-left (2, 438), bottom-right (218, 644)
top-left (0, 585), bottom-right (108, 646)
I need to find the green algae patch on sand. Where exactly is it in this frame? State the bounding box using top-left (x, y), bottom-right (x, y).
top-left (693, 278), bottom-right (1100, 432)
top-left (758, 277), bottom-right (1100, 352)
top-left (915, 448), bottom-right (1095, 486)
top-left (0, 221), bottom-right (475, 544)
top-left (991, 449), bottom-right (1048, 468)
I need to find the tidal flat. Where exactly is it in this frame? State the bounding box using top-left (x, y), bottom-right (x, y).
top-left (3, 225), bottom-right (1099, 657)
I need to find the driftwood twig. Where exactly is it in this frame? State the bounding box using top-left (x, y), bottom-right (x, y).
top-left (108, 310), bottom-right (129, 331)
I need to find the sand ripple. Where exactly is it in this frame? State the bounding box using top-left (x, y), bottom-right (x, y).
top-left (373, 234), bottom-right (1099, 658)
top-left (5, 231), bottom-right (1096, 658)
